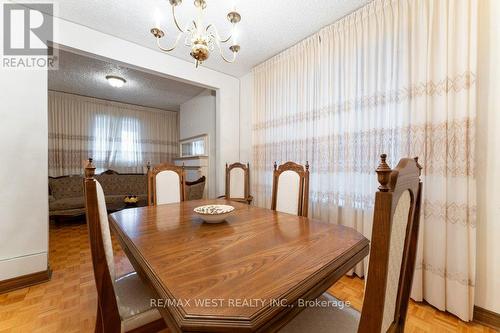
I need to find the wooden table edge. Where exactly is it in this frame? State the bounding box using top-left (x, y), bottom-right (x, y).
top-left (109, 214), bottom-right (186, 333)
top-left (261, 240), bottom-right (369, 332)
top-left (109, 211), bottom-right (369, 333)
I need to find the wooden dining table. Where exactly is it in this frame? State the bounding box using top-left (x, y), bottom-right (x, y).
top-left (109, 199), bottom-right (369, 333)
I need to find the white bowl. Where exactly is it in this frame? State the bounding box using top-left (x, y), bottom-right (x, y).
top-left (194, 204), bottom-right (235, 224)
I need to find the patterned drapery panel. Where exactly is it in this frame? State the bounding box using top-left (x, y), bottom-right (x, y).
top-left (252, 0), bottom-right (477, 321)
top-left (48, 91), bottom-right (179, 176)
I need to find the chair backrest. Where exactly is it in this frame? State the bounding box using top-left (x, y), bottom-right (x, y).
top-left (225, 162), bottom-right (250, 200)
top-left (271, 161), bottom-right (310, 217)
top-left (147, 163), bottom-right (186, 206)
top-left (186, 176), bottom-right (206, 200)
top-left (83, 159), bottom-right (121, 332)
top-left (358, 154), bottom-right (423, 333)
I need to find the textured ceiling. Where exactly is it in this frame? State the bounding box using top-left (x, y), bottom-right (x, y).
top-left (25, 0), bottom-right (370, 77)
top-left (48, 49), bottom-right (206, 111)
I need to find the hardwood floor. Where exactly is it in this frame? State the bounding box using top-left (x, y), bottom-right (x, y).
top-left (0, 221), bottom-right (496, 333)
top-left (0, 221), bottom-right (140, 333)
top-left (329, 277), bottom-right (497, 332)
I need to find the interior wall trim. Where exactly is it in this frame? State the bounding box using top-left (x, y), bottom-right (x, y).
top-left (0, 267), bottom-right (52, 294)
top-left (473, 306), bottom-right (500, 330)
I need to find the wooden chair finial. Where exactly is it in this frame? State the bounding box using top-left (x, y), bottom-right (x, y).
top-left (85, 158), bottom-right (96, 179)
top-left (274, 161), bottom-right (277, 171)
top-left (414, 156), bottom-right (422, 176)
top-left (305, 161), bottom-right (310, 171)
top-left (147, 161), bottom-right (151, 171)
top-left (376, 154), bottom-right (392, 192)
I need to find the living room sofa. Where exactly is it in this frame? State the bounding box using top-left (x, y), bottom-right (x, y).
top-left (49, 170), bottom-right (148, 219)
top-left (49, 170), bottom-right (206, 220)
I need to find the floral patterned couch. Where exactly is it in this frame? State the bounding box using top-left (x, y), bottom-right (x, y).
top-left (185, 176), bottom-right (206, 201)
top-left (49, 170), bottom-right (206, 220)
top-left (49, 170), bottom-right (148, 219)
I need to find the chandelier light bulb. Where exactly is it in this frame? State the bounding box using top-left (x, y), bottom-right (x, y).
top-left (154, 8), bottom-right (162, 29)
top-left (233, 27), bottom-right (239, 45)
top-left (150, 0), bottom-right (241, 67)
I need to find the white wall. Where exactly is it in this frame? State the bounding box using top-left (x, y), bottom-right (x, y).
top-left (0, 14), bottom-right (240, 281)
top-left (475, 0), bottom-right (500, 314)
top-left (0, 69), bottom-right (49, 278)
top-left (180, 90), bottom-right (217, 198)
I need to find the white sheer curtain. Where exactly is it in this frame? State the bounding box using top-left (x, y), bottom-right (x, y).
top-left (252, 0), bottom-right (477, 321)
top-left (92, 113), bottom-right (144, 170)
top-left (48, 91), bottom-right (179, 176)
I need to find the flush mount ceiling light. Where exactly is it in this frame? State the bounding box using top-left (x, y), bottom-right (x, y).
top-left (151, 0), bottom-right (241, 68)
top-left (106, 75), bottom-right (126, 88)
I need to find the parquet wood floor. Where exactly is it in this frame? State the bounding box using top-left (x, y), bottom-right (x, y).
top-left (0, 221), bottom-right (496, 332)
top-left (328, 276), bottom-right (498, 332)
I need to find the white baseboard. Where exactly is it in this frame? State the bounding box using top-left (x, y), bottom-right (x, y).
top-left (0, 252), bottom-right (48, 281)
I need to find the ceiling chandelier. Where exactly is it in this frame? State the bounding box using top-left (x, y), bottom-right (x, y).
top-left (151, 0), bottom-right (241, 68)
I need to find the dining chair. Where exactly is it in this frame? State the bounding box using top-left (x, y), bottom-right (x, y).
top-left (279, 154), bottom-right (423, 333)
top-left (271, 161), bottom-right (310, 217)
top-left (219, 162), bottom-right (253, 204)
top-left (83, 159), bottom-right (166, 333)
top-left (147, 163), bottom-right (186, 206)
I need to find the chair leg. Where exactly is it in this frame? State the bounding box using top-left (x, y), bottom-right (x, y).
top-left (95, 306), bottom-right (104, 333)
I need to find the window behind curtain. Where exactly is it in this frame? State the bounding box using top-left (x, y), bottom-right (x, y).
top-left (48, 91), bottom-right (179, 177)
top-left (92, 114), bottom-right (143, 172)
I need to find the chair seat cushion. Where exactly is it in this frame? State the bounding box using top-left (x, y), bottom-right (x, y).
top-left (114, 272), bottom-right (162, 332)
top-left (279, 293), bottom-right (360, 333)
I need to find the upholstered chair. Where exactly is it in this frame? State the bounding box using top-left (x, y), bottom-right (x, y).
top-left (147, 163), bottom-right (186, 206)
top-left (83, 159), bottom-right (166, 333)
top-left (279, 154), bottom-right (423, 333)
top-left (185, 176), bottom-right (206, 200)
top-left (271, 161), bottom-right (310, 217)
top-left (219, 162), bottom-right (253, 204)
